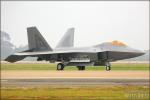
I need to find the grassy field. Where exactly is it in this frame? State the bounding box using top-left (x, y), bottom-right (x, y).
top-left (1, 85), bottom-right (149, 100)
top-left (1, 63), bottom-right (149, 71)
top-left (1, 63), bottom-right (149, 100)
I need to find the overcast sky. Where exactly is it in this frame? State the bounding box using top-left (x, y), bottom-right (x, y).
top-left (1, 1), bottom-right (149, 50)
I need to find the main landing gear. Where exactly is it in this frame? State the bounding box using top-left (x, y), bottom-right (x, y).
top-left (105, 62), bottom-right (111, 71)
top-left (77, 66), bottom-right (85, 70)
top-left (57, 62), bottom-right (111, 71)
top-left (57, 63), bottom-right (65, 70)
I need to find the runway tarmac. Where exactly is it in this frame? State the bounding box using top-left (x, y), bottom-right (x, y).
top-left (2, 71), bottom-right (149, 79)
top-left (1, 78), bottom-right (149, 86)
top-left (1, 71), bottom-right (149, 86)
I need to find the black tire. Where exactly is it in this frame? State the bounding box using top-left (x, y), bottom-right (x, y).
top-left (77, 66), bottom-right (85, 70)
top-left (82, 66), bottom-right (85, 70)
top-left (106, 66), bottom-right (111, 71)
top-left (57, 63), bottom-right (64, 70)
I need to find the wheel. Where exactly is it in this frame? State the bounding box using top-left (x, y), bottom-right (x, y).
top-left (82, 66), bottom-right (85, 70)
top-left (105, 62), bottom-right (111, 71)
top-left (77, 66), bottom-right (85, 70)
top-left (57, 63), bottom-right (64, 70)
top-left (106, 66), bottom-right (111, 71)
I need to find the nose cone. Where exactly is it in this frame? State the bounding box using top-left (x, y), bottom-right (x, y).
top-left (121, 47), bottom-right (145, 59)
top-left (131, 51), bottom-right (145, 58)
top-left (122, 47), bottom-right (145, 59)
top-left (107, 50), bottom-right (145, 61)
top-left (121, 50), bottom-right (145, 60)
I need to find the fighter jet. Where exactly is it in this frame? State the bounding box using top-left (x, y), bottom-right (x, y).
top-left (5, 27), bottom-right (145, 71)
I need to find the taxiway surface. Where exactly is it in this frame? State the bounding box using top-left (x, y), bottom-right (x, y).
top-left (1, 71), bottom-right (149, 86)
top-left (1, 78), bottom-right (149, 86)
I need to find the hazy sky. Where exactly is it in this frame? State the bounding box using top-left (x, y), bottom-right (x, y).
top-left (1, 1), bottom-right (149, 50)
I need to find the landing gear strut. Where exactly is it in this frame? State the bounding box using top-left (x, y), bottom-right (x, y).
top-left (57, 63), bottom-right (65, 70)
top-left (106, 66), bottom-right (111, 71)
top-left (77, 66), bottom-right (85, 70)
top-left (105, 62), bottom-right (111, 71)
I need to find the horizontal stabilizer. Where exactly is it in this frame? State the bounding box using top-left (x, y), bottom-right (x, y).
top-left (5, 55), bottom-right (26, 63)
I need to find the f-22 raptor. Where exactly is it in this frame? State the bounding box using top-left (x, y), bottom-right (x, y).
top-left (5, 27), bottom-right (144, 71)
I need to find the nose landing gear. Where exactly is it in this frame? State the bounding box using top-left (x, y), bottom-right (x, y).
top-left (105, 62), bottom-right (111, 71)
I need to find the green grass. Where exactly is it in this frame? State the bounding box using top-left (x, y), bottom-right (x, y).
top-left (1, 85), bottom-right (149, 100)
top-left (1, 63), bottom-right (149, 71)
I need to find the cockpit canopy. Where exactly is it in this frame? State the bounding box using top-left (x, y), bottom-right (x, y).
top-left (110, 40), bottom-right (126, 46)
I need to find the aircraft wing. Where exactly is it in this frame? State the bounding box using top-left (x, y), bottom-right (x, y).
top-left (13, 50), bottom-right (97, 56)
top-left (5, 50), bottom-right (97, 63)
top-left (5, 55), bottom-right (26, 63)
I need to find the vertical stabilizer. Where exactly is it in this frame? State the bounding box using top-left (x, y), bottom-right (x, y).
top-left (27, 27), bottom-right (52, 51)
top-left (56, 28), bottom-right (74, 48)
